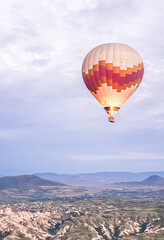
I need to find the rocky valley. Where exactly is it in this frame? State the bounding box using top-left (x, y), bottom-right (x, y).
top-left (0, 174), bottom-right (163, 239)
top-left (0, 199), bottom-right (163, 240)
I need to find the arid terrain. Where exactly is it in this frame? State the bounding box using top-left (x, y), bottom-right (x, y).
top-left (0, 199), bottom-right (163, 240)
top-left (0, 174), bottom-right (163, 239)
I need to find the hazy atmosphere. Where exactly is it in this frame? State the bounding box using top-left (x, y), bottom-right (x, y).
top-left (0, 0), bottom-right (164, 175)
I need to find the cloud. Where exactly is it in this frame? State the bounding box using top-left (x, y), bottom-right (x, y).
top-left (0, 128), bottom-right (33, 140)
top-left (70, 152), bottom-right (164, 161)
top-left (0, 0), bottom-right (163, 173)
top-left (0, 0), bottom-right (163, 131)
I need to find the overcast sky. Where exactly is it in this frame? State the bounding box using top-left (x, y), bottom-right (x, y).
top-left (0, 0), bottom-right (164, 175)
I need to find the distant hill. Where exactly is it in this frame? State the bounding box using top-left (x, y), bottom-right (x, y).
top-left (0, 175), bottom-right (65, 190)
top-left (115, 175), bottom-right (164, 188)
top-left (0, 174), bottom-right (163, 204)
top-left (141, 175), bottom-right (164, 186)
top-left (34, 171), bottom-right (164, 188)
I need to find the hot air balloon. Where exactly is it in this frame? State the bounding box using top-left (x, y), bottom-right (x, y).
top-left (82, 43), bottom-right (144, 122)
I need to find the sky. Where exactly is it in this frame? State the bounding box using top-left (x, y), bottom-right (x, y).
top-left (0, 0), bottom-right (164, 175)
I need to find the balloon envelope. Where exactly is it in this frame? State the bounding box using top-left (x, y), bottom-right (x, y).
top-left (82, 43), bottom-right (144, 122)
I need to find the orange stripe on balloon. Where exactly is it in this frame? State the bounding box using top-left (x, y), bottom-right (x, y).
top-left (93, 64), bottom-right (99, 71)
top-left (113, 66), bottom-right (120, 73)
top-left (120, 70), bottom-right (126, 77)
top-left (99, 60), bottom-right (106, 67)
top-left (107, 79), bottom-right (112, 86)
top-left (106, 63), bottom-right (113, 70)
top-left (82, 63), bottom-right (144, 93)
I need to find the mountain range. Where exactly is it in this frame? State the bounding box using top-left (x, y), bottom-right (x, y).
top-left (0, 174), bottom-right (163, 204)
top-left (34, 171), bottom-right (164, 188)
top-left (0, 174), bottom-right (163, 190)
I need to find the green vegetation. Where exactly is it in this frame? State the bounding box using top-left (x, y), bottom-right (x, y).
top-left (0, 231), bottom-right (11, 240)
top-left (17, 232), bottom-right (31, 240)
top-left (48, 222), bottom-right (61, 235)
